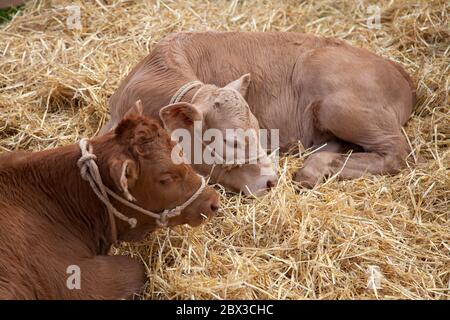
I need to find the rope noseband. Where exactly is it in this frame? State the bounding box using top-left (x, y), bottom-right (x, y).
top-left (77, 138), bottom-right (206, 243)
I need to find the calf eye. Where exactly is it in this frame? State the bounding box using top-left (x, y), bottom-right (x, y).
top-left (159, 174), bottom-right (175, 185)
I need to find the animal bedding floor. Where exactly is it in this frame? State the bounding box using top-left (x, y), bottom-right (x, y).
top-left (0, 0), bottom-right (448, 299)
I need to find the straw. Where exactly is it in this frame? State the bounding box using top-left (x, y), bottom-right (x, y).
top-left (0, 0), bottom-right (448, 299)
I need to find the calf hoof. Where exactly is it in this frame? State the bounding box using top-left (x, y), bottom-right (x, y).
top-left (294, 167), bottom-right (321, 189)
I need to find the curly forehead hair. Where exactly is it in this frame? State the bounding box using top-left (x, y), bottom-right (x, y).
top-left (211, 89), bottom-right (252, 122)
top-left (115, 116), bottom-right (171, 146)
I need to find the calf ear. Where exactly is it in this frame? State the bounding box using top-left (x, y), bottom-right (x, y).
top-left (225, 73), bottom-right (251, 97)
top-left (108, 158), bottom-right (139, 202)
top-left (124, 100), bottom-right (144, 119)
top-left (159, 102), bottom-right (202, 132)
top-left (115, 100), bottom-right (145, 137)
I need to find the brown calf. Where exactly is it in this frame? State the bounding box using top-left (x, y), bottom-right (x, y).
top-left (103, 32), bottom-right (416, 189)
top-left (0, 104), bottom-right (219, 299)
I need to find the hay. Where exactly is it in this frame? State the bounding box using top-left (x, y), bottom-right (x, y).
top-left (0, 0), bottom-right (448, 299)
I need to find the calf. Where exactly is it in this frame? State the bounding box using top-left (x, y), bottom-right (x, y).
top-left (103, 32), bottom-right (416, 189)
top-left (0, 102), bottom-right (219, 299)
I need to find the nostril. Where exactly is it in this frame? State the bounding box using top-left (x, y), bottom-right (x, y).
top-left (210, 203), bottom-right (219, 212)
top-left (266, 179), bottom-right (276, 189)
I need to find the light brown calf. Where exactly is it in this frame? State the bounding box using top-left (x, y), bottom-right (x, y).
top-left (103, 32), bottom-right (416, 189)
top-left (0, 104), bottom-right (219, 299)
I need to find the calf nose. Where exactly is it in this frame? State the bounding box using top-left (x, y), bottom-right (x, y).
top-left (205, 196), bottom-right (220, 218)
top-left (266, 178), bottom-right (277, 189)
top-left (210, 202), bottom-right (219, 213)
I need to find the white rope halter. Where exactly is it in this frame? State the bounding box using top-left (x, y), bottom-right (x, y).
top-left (77, 138), bottom-right (207, 243)
top-left (170, 80), bottom-right (203, 104)
top-left (201, 140), bottom-right (268, 168)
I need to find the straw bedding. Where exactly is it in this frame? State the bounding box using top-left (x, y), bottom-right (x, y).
top-left (0, 0), bottom-right (448, 299)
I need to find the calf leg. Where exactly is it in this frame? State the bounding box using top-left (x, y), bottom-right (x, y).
top-left (0, 285), bottom-right (16, 300)
top-left (295, 98), bottom-right (411, 187)
top-left (61, 255), bottom-right (146, 300)
top-left (294, 146), bottom-right (408, 188)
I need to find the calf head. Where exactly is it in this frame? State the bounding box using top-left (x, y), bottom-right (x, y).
top-left (94, 102), bottom-right (219, 239)
top-left (160, 74), bottom-right (278, 195)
